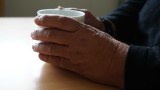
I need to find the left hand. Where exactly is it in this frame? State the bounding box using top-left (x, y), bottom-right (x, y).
top-left (64, 7), bottom-right (105, 31)
top-left (31, 15), bottom-right (128, 89)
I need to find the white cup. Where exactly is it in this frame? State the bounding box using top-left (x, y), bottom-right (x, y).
top-left (37, 9), bottom-right (85, 23)
top-left (35, 9), bottom-right (85, 43)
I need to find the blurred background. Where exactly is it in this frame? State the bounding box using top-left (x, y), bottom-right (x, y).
top-left (0, 0), bottom-right (124, 17)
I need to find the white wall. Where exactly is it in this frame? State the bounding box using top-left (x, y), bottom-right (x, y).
top-left (5, 0), bottom-right (120, 17)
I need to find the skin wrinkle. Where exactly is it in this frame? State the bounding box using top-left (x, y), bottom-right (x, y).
top-left (104, 42), bottom-right (126, 88)
top-left (70, 23), bottom-right (86, 35)
top-left (110, 40), bottom-right (120, 63)
top-left (39, 54), bottom-right (50, 63)
top-left (45, 29), bottom-right (53, 41)
top-left (40, 54), bottom-right (66, 68)
top-left (33, 30), bottom-right (39, 40)
top-left (51, 55), bottom-right (74, 71)
top-left (98, 33), bottom-right (113, 62)
top-left (54, 56), bottom-right (66, 66)
top-left (47, 44), bottom-right (54, 56)
top-left (39, 29), bottom-right (70, 45)
top-left (32, 10), bottom-right (129, 89)
top-left (97, 33), bottom-right (114, 73)
top-left (37, 15), bottom-right (45, 26)
top-left (47, 43), bottom-right (68, 57)
top-left (58, 16), bottom-right (80, 32)
top-left (31, 30), bottom-right (36, 39)
top-left (57, 16), bottom-right (70, 30)
top-left (69, 24), bottom-right (91, 47)
top-left (70, 8), bottom-right (104, 31)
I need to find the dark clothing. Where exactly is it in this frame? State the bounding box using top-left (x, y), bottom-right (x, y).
top-left (101, 0), bottom-right (160, 89)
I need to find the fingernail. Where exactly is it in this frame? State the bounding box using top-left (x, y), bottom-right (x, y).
top-left (32, 44), bottom-right (38, 51)
top-left (34, 16), bottom-right (40, 23)
top-left (31, 31), bottom-right (35, 39)
top-left (35, 15), bottom-right (45, 26)
top-left (39, 54), bottom-right (49, 63)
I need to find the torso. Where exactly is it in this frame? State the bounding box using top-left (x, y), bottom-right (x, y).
top-left (139, 0), bottom-right (160, 46)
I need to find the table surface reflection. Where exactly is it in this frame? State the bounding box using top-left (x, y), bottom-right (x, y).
top-left (0, 17), bottom-right (119, 90)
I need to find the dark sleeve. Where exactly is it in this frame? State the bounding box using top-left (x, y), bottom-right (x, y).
top-left (101, 0), bottom-right (146, 45)
top-left (125, 46), bottom-right (160, 90)
top-left (100, 0), bottom-right (160, 89)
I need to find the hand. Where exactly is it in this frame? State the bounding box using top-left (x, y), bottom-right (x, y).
top-left (31, 15), bottom-right (129, 89)
top-left (61, 7), bottom-right (105, 31)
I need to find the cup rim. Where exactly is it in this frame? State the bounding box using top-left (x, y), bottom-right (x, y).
top-left (37, 9), bottom-right (85, 18)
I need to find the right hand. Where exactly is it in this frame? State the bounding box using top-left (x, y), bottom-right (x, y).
top-left (32, 15), bottom-right (129, 89)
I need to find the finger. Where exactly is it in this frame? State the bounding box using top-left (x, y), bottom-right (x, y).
top-left (31, 28), bottom-right (72, 45)
top-left (64, 8), bottom-right (95, 24)
top-left (39, 54), bottom-right (73, 70)
top-left (57, 6), bottom-right (64, 9)
top-left (67, 8), bottom-right (88, 13)
top-left (34, 15), bottom-right (84, 32)
top-left (32, 43), bottom-right (69, 58)
top-left (65, 8), bottom-right (90, 16)
top-left (63, 7), bottom-right (79, 10)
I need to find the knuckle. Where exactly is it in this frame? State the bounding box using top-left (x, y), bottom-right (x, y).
top-left (58, 16), bottom-right (71, 26)
top-left (37, 44), bottom-right (48, 53)
top-left (76, 24), bottom-right (88, 32)
top-left (37, 44), bottom-right (43, 51)
top-left (33, 30), bottom-right (39, 38)
top-left (46, 45), bottom-right (53, 54)
top-left (47, 44), bottom-right (60, 55)
top-left (31, 30), bottom-right (37, 39)
top-left (39, 15), bottom-right (49, 23)
top-left (45, 30), bottom-right (53, 39)
top-left (33, 43), bottom-right (41, 52)
top-left (38, 54), bottom-right (44, 60)
top-left (32, 29), bottom-right (45, 40)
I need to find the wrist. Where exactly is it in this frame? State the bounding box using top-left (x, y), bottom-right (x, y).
top-left (112, 40), bottom-right (129, 89)
top-left (101, 33), bottom-right (129, 89)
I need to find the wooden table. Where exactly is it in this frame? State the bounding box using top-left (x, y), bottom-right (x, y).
top-left (0, 17), bottom-right (119, 90)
